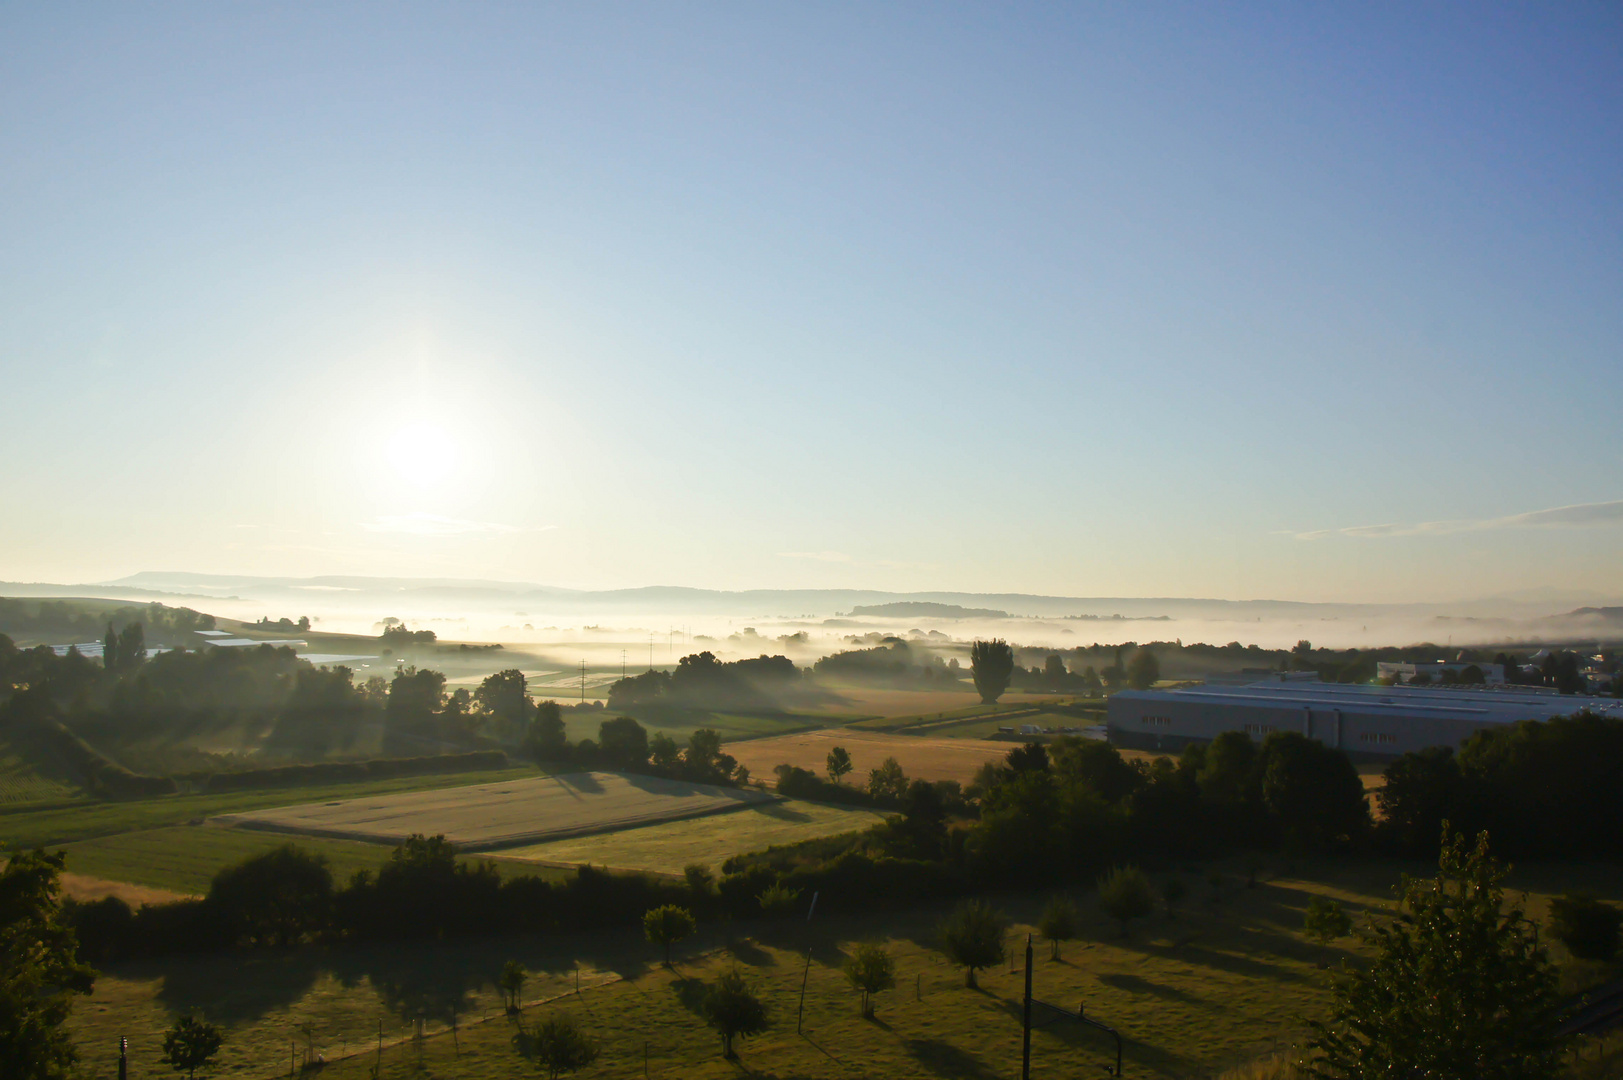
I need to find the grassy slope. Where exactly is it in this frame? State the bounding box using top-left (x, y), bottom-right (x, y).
top-left (496, 800), bottom-right (887, 876)
top-left (0, 729), bottom-right (85, 805)
top-left (0, 765), bottom-right (542, 850)
top-left (67, 857), bottom-right (1623, 1080)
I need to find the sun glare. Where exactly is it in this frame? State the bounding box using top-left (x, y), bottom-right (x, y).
top-left (384, 420), bottom-right (458, 489)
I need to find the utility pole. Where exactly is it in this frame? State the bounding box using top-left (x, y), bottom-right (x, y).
top-left (1022, 936), bottom-right (1033, 1080)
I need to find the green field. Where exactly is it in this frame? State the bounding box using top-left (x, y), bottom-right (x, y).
top-left (63, 857), bottom-right (1623, 1080)
top-left (497, 799), bottom-right (887, 876)
top-left (561, 708), bottom-right (829, 745)
top-left (56, 825), bottom-right (569, 896)
top-left (0, 765), bottom-right (543, 850)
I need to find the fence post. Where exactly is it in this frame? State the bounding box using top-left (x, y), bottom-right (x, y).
top-left (796, 949), bottom-right (812, 1034)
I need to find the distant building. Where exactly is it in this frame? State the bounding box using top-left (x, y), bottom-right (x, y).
top-left (1376, 660), bottom-right (1505, 685)
top-left (1107, 677), bottom-right (1623, 758)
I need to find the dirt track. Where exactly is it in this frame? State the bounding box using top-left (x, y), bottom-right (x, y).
top-left (214, 771), bottom-right (777, 850)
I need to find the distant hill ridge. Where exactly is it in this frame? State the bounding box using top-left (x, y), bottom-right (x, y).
top-left (844, 602), bottom-right (1011, 619)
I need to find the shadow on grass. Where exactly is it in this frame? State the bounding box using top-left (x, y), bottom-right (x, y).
top-left (1097, 971), bottom-right (1205, 1003)
top-left (904, 1037), bottom-right (999, 1079)
top-left (726, 937), bottom-right (775, 967)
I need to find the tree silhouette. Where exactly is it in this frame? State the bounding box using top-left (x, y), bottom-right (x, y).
top-left (938, 899), bottom-right (1007, 987)
top-left (0, 849), bottom-right (97, 1080)
top-left (1126, 648), bottom-right (1160, 689)
top-left (642, 905), bottom-right (695, 967)
top-left (161, 1016), bottom-right (223, 1079)
top-left (500, 960), bottom-right (527, 1013)
top-left (1038, 896), bottom-right (1079, 960)
top-left (825, 745), bottom-right (853, 784)
top-left (1097, 865), bottom-right (1156, 937)
top-left (1304, 827), bottom-right (1563, 1078)
top-left (701, 970), bottom-right (770, 1058)
top-left (843, 943), bottom-right (896, 1018)
top-left (970, 639), bottom-right (1014, 704)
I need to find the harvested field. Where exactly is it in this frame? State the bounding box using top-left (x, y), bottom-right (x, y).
top-left (496, 799), bottom-right (886, 875)
top-left (729, 728), bottom-right (1014, 786)
top-left (733, 727), bottom-right (1174, 788)
top-left (214, 771), bottom-right (776, 850)
top-left (808, 686), bottom-right (1060, 719)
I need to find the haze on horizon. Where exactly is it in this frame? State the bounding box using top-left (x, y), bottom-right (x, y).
top-left (2, 4), bottom-right (1619, 606)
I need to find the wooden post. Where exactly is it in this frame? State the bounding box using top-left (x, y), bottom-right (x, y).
top-left (1021, 936), bottom-right (1033, 1080)
top-left (796, 949), bottom-right (812, 1033)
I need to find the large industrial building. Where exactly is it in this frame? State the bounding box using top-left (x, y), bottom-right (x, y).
top-left (1107, 674), bottom-right (1623, 758)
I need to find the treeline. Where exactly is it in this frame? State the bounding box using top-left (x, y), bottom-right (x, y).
top-left (606, 652), bottom-right (799, 712)
top-left (520, 705), bottom-right (749, 787)
top-left (1378, 711), bottom-right (1623, 858)
top-left (812, 640), bottom-right (959, 688)
top-left (0, 598), bottom-right (215, 643)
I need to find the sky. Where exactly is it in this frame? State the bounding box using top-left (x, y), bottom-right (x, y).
top-left (1, 3), bottom-right (1619, 604)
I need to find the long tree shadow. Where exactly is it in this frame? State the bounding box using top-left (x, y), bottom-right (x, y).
top-left (152, 950), bottom-right (326, 1025)
top-left (1097, 971), bottom-right (1206, 1003)
top-left (904, 1037), bottom-right (999, 1080)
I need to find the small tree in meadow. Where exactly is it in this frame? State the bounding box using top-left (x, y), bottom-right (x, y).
top-left (1038, 895), bottom-right (1080, 960)
top-left (843, 943), bottom-right (896, 1018)
top-left (500, 960), bottom-right (528, 1013)
top-left (1097, 865), bottom-right (1156, 937)
top-left (938, 899), bottom-right (1007, 988)
top-left (1162, 878), bottom-right (1187, 918)
top-left (643, 905), bottom-right (695, 967)
top-left (1302, 897), bottom-right (1352, 944)
top-left (161, 1016), bottom-right (223, 1080)
top-left (518, 1015), bottom-right (599, 1080)
top-left (701, 969), bottom-right (770, 1058)
top-left (826, 745), bottom-right (853, 784)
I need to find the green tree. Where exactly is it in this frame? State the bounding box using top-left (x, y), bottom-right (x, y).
top-left (1259, 732), bottom-right (1369, 851)
top-left (518, 1014), bottom-right (599, 1080)
top-left (1303, 827), bottom-right (1563, 1080)
top-left (938, 899), bottom-right (1007, 988)
top-left (1038, 895), bottom-right (1079, 960)
top-left (597, 715), bottom-right (650, 771)
top-left (1303, 896), bottom-right (1352, 943)
top-left (476, 669), bottom-right (533, 731)
top-left (867, 756), bottom-right (908, 801)
top-left (683, 863), bottom-right (714, 896)
top-left (843, 943), bottom-right (896, 1018)
top-left (825, 745), bottom-right (853, 784)
top-left (700, 970), bottom-right (770, 1058)
top-left (0, 848), bottom-right (97, 1080)
top-left (116, 622), bottom-right (145, 672)
top-left (522, 700), bottom-right (569, 764)
top-left (1097, 865), bottom-right (1156, 937)
top-left (500, 960), bottom-right (527, 1013)
top-left (649, 732), bottom-right (681, 771)
top-left (207, 843), bottom-right (333, 947)
top-left (970, 639), bottom-right (1015, 704)
top-left (642, 905), bottom-right (695, 967)
top-left (1126, 648), bottom-right (1160, 689)
top-left (1547, 894), bottom-right (1621, 962)
top-left (161, 1016), bottom-right (222, 1080)
top-left (1043, 654), bottom-right (1069, 687)
top-left (101, 623), bottom-right (118, 673)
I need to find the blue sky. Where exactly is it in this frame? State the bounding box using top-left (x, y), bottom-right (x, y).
top-left (1, 3), bottom-right (1619, 601)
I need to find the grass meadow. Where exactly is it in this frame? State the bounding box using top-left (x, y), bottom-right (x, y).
top-left (65, 856), bottom-right (1623, 1080)
top-left (495, 800), bottom-right (887, 876)
top-left (0, 765), bottom-right (542, 850)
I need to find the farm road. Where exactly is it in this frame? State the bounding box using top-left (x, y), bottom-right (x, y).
top-left (213, 771), bottom-right (776, 850)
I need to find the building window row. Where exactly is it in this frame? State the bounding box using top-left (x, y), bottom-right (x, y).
top-left (1358, 732), bottom-right (1398, 745)
top-left (1243, 724), bottom-right (1276, 736)
top-left (1141, 715), bottom-right (1173, 728)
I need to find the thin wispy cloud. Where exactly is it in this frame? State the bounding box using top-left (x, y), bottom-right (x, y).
top-left (362, 513), bottom-right (554, 537)
top-left (1294, 499), bottom-right (1623, 541)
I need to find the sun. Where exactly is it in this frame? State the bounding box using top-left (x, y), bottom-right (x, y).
top-left (383, 420), bottom-right (459, 490)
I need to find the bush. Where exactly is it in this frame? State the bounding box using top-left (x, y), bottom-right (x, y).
top-left (1303, 896), bottom-right (1352, 943)
top-left (517, 1014), bottom-right (599, 1079)
top-left (1549, 894), bottom-right (1622, 961)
